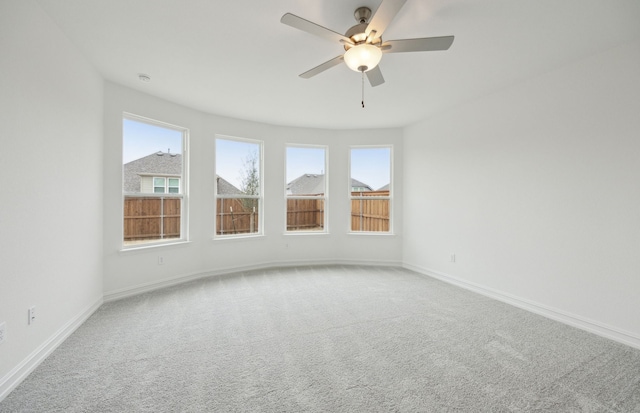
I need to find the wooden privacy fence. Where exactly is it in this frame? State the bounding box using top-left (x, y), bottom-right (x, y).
top-left (124, 191), bottom-right (389, 241)
top-left (286, 191), bottom-right (389, 232)
top-left (287, 198), bottom-right (324, 231)
top-left (216, 198), bottom-right (259, 235)
top-left (124, 196), bottom-right (180, 243)
top-left (351, 190), bottom-right (390, 232)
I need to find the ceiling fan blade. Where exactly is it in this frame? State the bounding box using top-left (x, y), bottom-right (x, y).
top-left (299, 55), bottom-right (344, 79)
top-left (366, 66), bottom-right (385, 87)
top-left (281, 13), bottom-right (352, 44)
top-left (365, 0), bottom-right (407, 41)
top-left (382, 36), bottom-right (455, 53)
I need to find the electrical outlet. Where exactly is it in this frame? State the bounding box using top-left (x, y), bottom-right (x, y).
top-left (450, 253), bottom-right (456, 263)
top-left (0, 322), bottom-right (6, 345)
top-left (158, 256), bottom-right (164, 265)
top-left (28, 306), bottom-right (36, 325)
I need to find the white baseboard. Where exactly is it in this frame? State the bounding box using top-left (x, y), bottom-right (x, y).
top-left (103, 259), bottom-right (402, 302)
top-left (0, 297), bottom-right (103, 403)
top-left (403, 263), bottom-right (640, 350)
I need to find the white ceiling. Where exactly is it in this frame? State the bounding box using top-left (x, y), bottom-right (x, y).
top-left (35, 0), bottom-right (640, 130)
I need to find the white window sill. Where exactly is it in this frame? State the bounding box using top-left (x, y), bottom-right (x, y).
top-left (212, 233), bottom-right (264, 242)
top-left (283, 231), bottom-right (330, 236)
top-left (119, 240), bottom-right (191, 254)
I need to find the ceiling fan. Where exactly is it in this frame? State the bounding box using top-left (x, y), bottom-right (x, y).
top-left (280, 0), bottom-right (454, 88)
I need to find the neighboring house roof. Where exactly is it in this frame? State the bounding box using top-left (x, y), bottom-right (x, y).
top-left (287, 174), bottom-right (325, 195)
top-left (123, 151), bottom-right (243, 195)
top-left (216, 176), bottom-right (243, 195)
top-left (124, 151), bottom-right (182, 193)
top-left (286, 174), bottom-right (373, 195)
top-left (378, 184), bottom-right (390, 191)
top-left (350, 178), bottom-right (373, 191)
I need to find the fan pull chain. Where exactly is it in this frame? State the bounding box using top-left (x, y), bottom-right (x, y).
top-left (361, 70), bottom-right (365, 108)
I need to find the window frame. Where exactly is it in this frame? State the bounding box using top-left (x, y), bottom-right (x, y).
top-left (348, 145), bottom-right (393, 234)
top-left (284, 144), bottom-right (329, 234)
top-left (122, 113), bottom-right (189, 249)
top-left (214, 134), bottom-right (264, 239)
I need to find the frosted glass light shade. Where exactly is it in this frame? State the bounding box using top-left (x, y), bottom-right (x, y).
top-left (343, 44), bottom-right (382, 72)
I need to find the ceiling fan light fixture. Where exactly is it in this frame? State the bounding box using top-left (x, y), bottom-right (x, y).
top-left (343, 43), bottom-right (382, 72)
top-left (281, 1), bottom-right (455, 88)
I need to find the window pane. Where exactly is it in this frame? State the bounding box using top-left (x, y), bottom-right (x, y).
top-left (168, 178), bottom-right (179, 186)
top-left (286, 146), bottom-right (326, 232)
top-left (350, 148), bottom-right (390, 192)
top-left (216, 198), bottom-right (260, 235)
top-left (123, 117), bottom-right (184, 245)
top-left (123, 120), bottom-right (182, 195)
top-left (123, 196), bottom-right (181, 244)
top-left (215, 138), bottom-right (260, 196)
top-left (215, 137), bottom-right (262, 236)
top-left (287, 198), bottom-right (324, 231)
top-left (351, 198), bottom-right (389, 232)
top-left (286, 147), bottom-right (325, 196)
top-left (350, 147), bottom-right (391, 233)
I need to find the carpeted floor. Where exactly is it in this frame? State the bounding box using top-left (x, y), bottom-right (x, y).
top-left (2, 265), bottom-right (639, 412)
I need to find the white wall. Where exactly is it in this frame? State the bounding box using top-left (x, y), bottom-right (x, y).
top-left (403, 40), bottom-right (640, 347)
top-left (103, 82), bottom-right (403, 297)
top-left (0, 0), bottom-right (104, 398)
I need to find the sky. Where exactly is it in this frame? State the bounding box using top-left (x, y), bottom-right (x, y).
top-left (350, 147), bottom-right (390, 190)
top-left (286, 146), bottom-right (325, 183)
top-left (215, 138), bottom-right (259, 189)
top-left (124, 119), bottom-right (391, 190)
top-left (123, 118), bottom-right (182, 163)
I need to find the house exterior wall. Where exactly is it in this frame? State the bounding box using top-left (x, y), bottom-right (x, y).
top-left (141, 176), bottom-right (153, 193)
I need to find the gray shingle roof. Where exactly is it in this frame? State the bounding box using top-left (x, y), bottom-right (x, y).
top-left (124, 152), bottom-right (182, 193)
top-left (350, 178), bottom-right (373, 191)
top-left (286, 174), bottom-right (373, 195)
top-left (216, 176), bottom-right (243, 195)
top-left (287, 174), bottom-right (325, 195)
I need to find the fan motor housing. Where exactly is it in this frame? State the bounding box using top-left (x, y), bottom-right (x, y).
top-left (344, 23), bottom-right (368, 45)
top-left (344, 7), bottom-right (382, 50)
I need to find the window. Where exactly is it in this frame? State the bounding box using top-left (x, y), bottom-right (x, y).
top-left (122, 115), bottom-right (188, 247)
top-left (153, 177), bottom-right (180, 193)
top-left (168, 178), bottom-right (180, 193)
top-left (285, 145), bottom-right (327, 232)
top-left (350, 146), bottom-right (392, 233)
top-left (153, 177), bottom-right (166, 193)
top-left (215, 136), bottom-right (263, 236)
